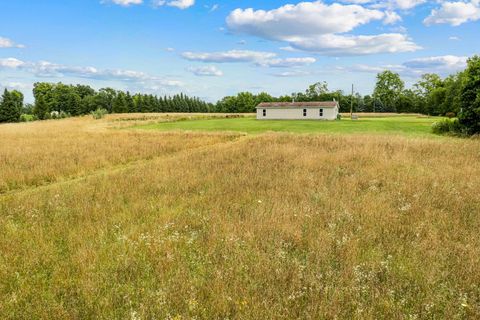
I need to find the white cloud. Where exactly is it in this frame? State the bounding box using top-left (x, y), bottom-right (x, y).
top-left (0, 37), bottom-right (25, 48)
top-left (181, 50), bottom-right (277, 63)
top-left (424, 1), bottom-right (480, 26)
top-left (226, 1), bottom-right (420, 55)
top-left (383, 11), bottom-right (402, 24)
top-left (256, 57), bottom-right (316, 68)
top-left (449, 36), bottom-right (460, 40)
top-left (271, 70), bottom-right (313, 77)
top-left (227, 1), bottom-right (385, 38)
top-left (187, 65), bottom-right (223, 76)
top-left (0, 57), bottom-right (183, 89)
top-left (104, 0), bottom-right (143, 6)
top-left (285, 33), bottom-right (420, 56)
top-left (342, 0), bottom-right (426, 10)
top-left (104, 0), bottom-right (195, 9)
top-left (181, 49), bottom-right (317, 68)
top-left (341, 55), bottom-right (468, 77)
top-left (153, 0), bottom-right (195, 9)
top-left (0, 82), bottom-right (32, 91)
top-left (0, 57), bottom-right (26, 68)
top-left (403, 55), bottom-right (468, 71)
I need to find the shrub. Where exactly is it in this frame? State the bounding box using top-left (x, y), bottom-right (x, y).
top-left (432, 118), bottom-right (462, 135)
top-left (91, 108), bottom-right (108, 120)
top-left (20, 114), bottom-right (36, 122)
top-left (445, 112), bottom-right (456, 118)
top-left (336, 114), bottom-right (342, 120)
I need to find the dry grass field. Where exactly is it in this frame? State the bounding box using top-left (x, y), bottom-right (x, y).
top-left (1, 114), bottom-right (480, 319)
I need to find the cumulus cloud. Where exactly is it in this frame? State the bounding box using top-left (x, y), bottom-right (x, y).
top-left (227, 2), bottom-right (385, 38)
top-left (424, 1), bottom-right (480, 26)
top-left (0, 37), bottom-right (25, 48)
top-left (226, 1), bottom-right (420, 55)
top-left (187, 65), bottom-right (223, 76)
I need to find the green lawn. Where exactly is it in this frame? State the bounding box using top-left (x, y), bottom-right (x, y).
top-left (136, 116), bottom-right (442, 137)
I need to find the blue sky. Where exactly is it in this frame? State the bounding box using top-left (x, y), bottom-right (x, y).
top-left (1, 0), bottom-right (479, 102)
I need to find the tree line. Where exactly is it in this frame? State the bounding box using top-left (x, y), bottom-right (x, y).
top-left (31, 83), bottom-right (214, 120)
top-left (1, 55), bottom-right (479, 134)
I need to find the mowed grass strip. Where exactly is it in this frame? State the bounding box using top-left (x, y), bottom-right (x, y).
top-left (1, 133), bottom-right (479, 319)
top-left (0, 117), bottom-right (239, 193)
top-left (136, 116), bottom-right (442, 136)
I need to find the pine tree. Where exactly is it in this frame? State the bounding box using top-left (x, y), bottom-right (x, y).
top-left (126, 92), bottom-right (135, 113)
top-left (112, 92), bottom-right (128, 113)
top-left (0, 89), bottom-right (21, 123)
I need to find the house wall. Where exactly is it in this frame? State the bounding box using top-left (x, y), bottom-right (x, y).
top-left (256, 107), bottom-right (338, 120)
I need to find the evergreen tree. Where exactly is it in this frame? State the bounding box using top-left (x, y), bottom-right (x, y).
top-left (112, 92), bottom-right (128, 113)
top-left (125, 92), bottom-right (136, 113)
top-left (0, 89), bottom-right (22, 123)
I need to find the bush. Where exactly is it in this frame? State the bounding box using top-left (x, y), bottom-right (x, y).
top-left (19, 114), bottom-right (36, 122)
top-left (91, 108), bottom-right (108, 119)
top-left (336, 114), bottom-right (342, 120)
top-left (445, 112), bottom-right (456, 118)
top-left (432, 118), bottom-right (462, 135)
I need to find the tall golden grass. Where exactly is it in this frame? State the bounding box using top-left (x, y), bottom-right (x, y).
top-left (0, 115), bottom-right (238, 193)
top-left (0, 115), bottom-right (479, 319)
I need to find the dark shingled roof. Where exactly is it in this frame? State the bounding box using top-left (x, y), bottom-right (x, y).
top-left (256, 101), bottom-right (339, 108)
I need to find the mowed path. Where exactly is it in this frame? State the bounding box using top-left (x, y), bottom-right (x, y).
top-left (1, 114), bottom-right (480, 319)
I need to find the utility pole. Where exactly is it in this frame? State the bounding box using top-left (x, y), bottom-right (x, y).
top-left (350, 84), bottom-right (354, 119)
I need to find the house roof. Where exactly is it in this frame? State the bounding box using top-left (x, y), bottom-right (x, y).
top-left (256, 101), bottom-right (339, 108)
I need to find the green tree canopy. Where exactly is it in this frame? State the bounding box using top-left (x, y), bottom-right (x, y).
top-left (374, 71), bottom-right (405, 112)
top-left (459, 55), bottom-right (480, 134)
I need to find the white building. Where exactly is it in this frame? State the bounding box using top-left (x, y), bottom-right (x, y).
top-left (256, 101), bottom-right (340, 120)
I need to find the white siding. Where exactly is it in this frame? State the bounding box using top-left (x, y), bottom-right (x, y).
top-left (256, 107), bottom-right (338, 120)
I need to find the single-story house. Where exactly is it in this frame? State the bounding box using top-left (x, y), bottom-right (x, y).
top-left (256, 101), bottom-right (340, 120)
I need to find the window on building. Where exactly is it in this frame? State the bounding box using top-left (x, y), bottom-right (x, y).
top-left (319, 108), bottom-right (324, 117)
top-left (303, 109), bottom-right (307, 117)
top-left (263, 109), bottom-right (266, 117)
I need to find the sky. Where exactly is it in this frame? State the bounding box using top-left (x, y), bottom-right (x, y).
top-left (0, 0), bottom-right (479, 102)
